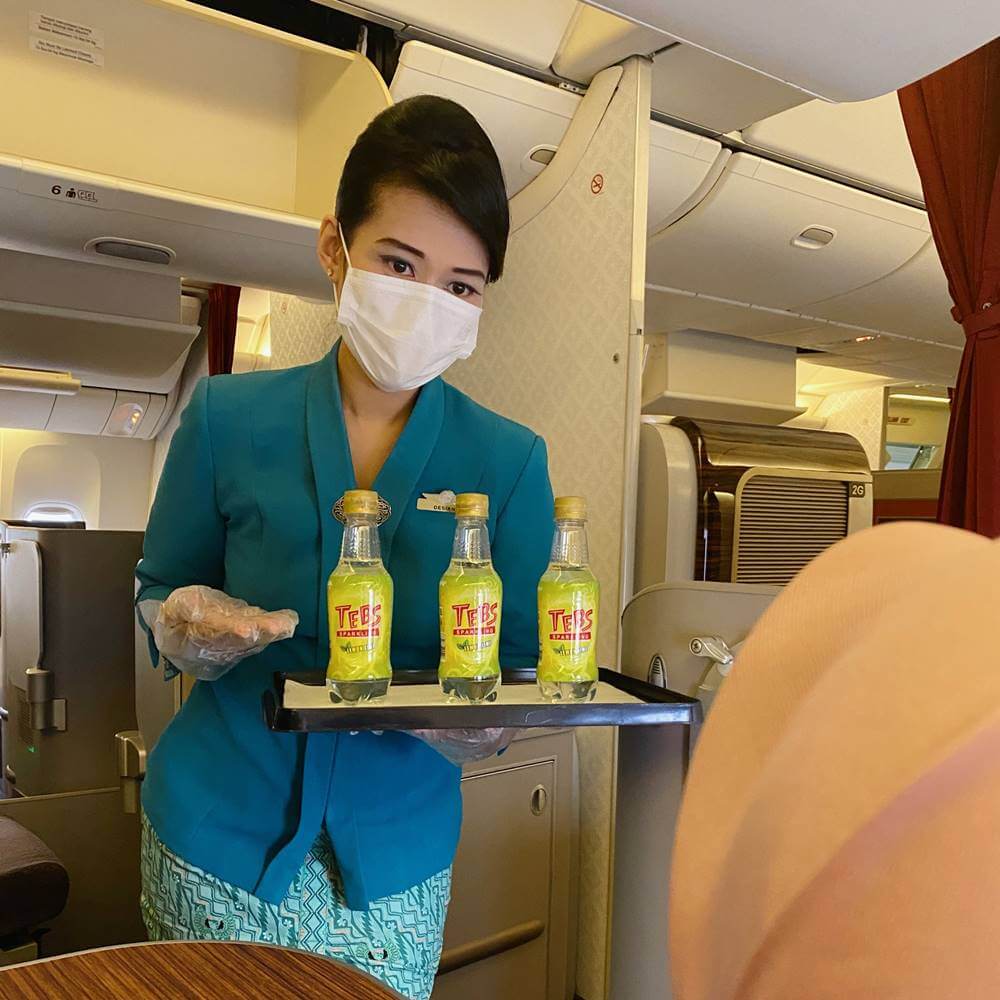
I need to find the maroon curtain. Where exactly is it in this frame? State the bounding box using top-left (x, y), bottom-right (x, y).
top-left (206, 284), bottom-right (241, 376)
top-left (898, 39), bottom-right (1000, 536)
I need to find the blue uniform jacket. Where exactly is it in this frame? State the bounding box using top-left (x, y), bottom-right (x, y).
top-left (136, 345), bottom-right (554, 909)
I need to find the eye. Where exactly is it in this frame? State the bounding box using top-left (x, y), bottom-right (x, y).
top-left (447, 281), bottom-right (479, 299)
top-left (381, 256), bottom-right (415, 277)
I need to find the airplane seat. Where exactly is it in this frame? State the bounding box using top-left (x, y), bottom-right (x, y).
top-left (0, 815), bottom-right (69, 966)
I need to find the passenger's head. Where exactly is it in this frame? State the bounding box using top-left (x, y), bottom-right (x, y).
top-left (317, 95), bottom-right (509, 306)
top-left (670, 522), bottom-right (1000, 1000)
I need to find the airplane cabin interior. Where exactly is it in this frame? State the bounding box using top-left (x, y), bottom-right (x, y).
top-left (0, 1), bottom-right (998, 998)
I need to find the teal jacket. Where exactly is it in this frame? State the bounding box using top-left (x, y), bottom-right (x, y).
top-left (136, 346), bottom-right (554, 908)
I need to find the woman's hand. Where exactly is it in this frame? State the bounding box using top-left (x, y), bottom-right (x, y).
top-left (409, 728), bottom-right (517, 767)
top-left (139, 585), bottom-right (299, 680)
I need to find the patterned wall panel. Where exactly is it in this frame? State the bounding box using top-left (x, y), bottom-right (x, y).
top-left (268, 67), bottom-right (646, 1000)
top-left (817, 386), bottom-right (886, 469)
top-left (270, 292), bottom-right (338, 370)
top-left (445, 69), bottom-right (643, 1000)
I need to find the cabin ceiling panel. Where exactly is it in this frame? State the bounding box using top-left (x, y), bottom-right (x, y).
top-left (650, 44), bottom-right (810, 133)
top-left (552, 3), bottom-right (666, 83)
top-left (741, 93), bottom-right (924, 202)
top-left (580, 0), bottom-right (1000, 101)
top-left (644, 286), bottom-right (816, 338)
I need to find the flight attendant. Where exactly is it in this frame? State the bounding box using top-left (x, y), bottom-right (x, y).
top-left (135, 95), bottom-right (554, 999)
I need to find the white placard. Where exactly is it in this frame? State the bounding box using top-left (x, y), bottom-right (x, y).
top-left (30, 11), bottom-right (105, 67)
top-left (283, 678), bottom-right (643, 712)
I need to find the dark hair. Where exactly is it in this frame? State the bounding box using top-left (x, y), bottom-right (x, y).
top-left (336, 95), bottom-right (509, 283)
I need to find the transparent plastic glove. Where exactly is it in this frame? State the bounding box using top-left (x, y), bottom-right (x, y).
top-left (410, 728), bottom-right (517, 767)
top-left (139, 585), bottom-right (299, 681)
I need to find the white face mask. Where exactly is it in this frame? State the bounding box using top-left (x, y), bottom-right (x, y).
top-left (333, 228), bottom-right (482, 393)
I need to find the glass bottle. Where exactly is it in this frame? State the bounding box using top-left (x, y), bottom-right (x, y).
top-left (438, 493), bottom-right (502, 703)
top-left (537, 496), bottom-right (599, 702)
top-left (326, 489), bottom-right (393, 703)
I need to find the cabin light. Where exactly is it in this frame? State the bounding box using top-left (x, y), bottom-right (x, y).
top-left (105, 401), bottom-right (146, 436)
top-left (853, 335), bottom-right (878, 344)
top-left (890, 393), bottom-right (950, 404)
top-left (0, 367), bottom-right (81, 395)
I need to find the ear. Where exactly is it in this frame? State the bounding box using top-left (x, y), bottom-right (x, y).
top-left (316, 215), bottom-right (345, 283)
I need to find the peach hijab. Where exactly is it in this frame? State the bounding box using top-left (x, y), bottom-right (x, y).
top-left (670, 522), bottom-right (1000, 1000)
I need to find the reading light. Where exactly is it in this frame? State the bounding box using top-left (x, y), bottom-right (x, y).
top-left (105, 401), bottom-right (146, 436)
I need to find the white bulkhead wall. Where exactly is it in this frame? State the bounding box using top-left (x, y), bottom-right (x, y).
top-left (0, 429), bottom-right (153, 531)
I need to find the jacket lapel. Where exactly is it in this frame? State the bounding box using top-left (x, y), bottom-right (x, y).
top-left (373, 376), bottom-right (445, 562)
top-left (306, 344), bottom-right (446, 650)
top-left (306, 347), bottom-right (353, 655)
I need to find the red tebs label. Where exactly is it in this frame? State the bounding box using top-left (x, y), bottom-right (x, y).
top-left (335, 603), bottom-right (382, 638)
top-left (451, 601), bottom-right (499, 637)
top-left (547, 607), bottom-right (594, 641)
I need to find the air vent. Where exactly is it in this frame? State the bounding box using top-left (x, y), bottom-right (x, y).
top-left (735, 475), bottom-right (848, 585)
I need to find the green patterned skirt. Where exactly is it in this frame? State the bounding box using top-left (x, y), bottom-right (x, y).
top-left (140, 815), bottom-right (451, 1000)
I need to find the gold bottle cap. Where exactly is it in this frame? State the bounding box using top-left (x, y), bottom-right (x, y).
top-left (455, 493), bottom-right (489, 519)
top-left (343, 489), bottom-right (379, 517)
top-left (555, 496), bottom-right (587, 521)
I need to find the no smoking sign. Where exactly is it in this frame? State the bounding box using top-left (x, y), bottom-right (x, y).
top-left (590, 173), bottom-right (605, 195)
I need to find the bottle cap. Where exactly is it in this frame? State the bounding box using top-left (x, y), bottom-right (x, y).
top-left (455, 493), bottom-right (489, 519)
top-left (555, 496), bottom-right (587, 521)
top-left (343, 489), bottom-right (380, 517)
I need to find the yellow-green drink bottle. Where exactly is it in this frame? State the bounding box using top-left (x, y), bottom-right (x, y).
top-left (537, 496), bottom-right (599, 702)
top-left (326, 489), bottom-right (393, 704)
top-left (438, 493), bottom-right (502, 703)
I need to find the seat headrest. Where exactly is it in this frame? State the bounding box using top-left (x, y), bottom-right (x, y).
top-left (0, 815), bottom-right (70, 938)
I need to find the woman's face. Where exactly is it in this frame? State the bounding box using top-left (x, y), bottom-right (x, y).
top-left (317, 185), bottom-right (490, 307)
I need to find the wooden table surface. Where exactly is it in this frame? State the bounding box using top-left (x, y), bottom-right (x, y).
top-left (0, 940), bottom-right (404, 999)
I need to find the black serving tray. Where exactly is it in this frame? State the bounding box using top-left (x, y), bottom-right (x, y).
top-left (263, 668), bottom-right (701, 733)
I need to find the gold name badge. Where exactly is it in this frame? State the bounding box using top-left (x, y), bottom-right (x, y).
top-left (416, 490), bottom-right (457, 513)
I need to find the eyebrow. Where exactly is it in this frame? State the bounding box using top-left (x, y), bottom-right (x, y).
top-left (452, 266), bottom-right (487, 282)
top-left (376, 238), bottom-right (486, 283)
top-left (376, 237), bottom-right (425, 258)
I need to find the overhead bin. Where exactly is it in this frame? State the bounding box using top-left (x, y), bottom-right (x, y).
top-left (0, 250), bottom-right (200, 396)
top-left (0, 247), bottom-right (197, 438)
top-left (580, 0), bottom-right (1000, 101)
top-left (393, 41), bottom-right (730, 229)
top-left (798, 239), bottom-right (959, 348)
top-left (647, 122), bottom-right (725, 233)
top-left (332, 0), bottom-right (579, 72)
top-left (390, 42), bottom-right (582, 197)
top-left (741, 93), bottom-right (924, 202)
top-left (0, 0), bottom-right (391, 298)
top-left (645, 152), bottom-right (930, 312)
